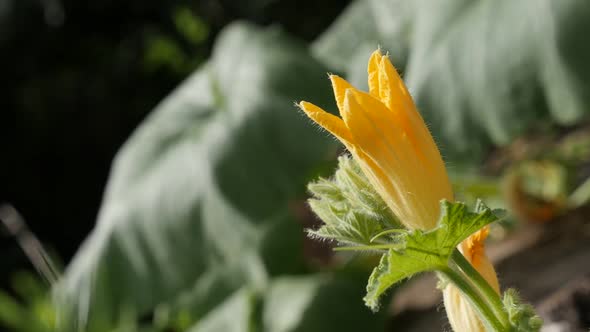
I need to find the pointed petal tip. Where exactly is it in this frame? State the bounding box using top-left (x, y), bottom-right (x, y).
top-left (329, 73), bottom-right (346, 80)
top-left (298, 100), bottom-right (316, 113)
top-left (299, 101), bottom-right (325, 121)
top-left (379, 53), bottom-right (396, 70)
top-left (296, 100), bottom-right (306, 110)
top-left (370, 48), bottom-right (383, 60)
top-left (298, 101), bottom-right (317, 116)
top-left (368, 48), bottom-right (384, 96)
top-left (298, 100), bottom-right (354, 146)
top-left (342, 88), bottom-right (361, 122)
top-left (344, 86), bottom-right (365, 102)
top-left (330, 75), bottom-right (356, 115)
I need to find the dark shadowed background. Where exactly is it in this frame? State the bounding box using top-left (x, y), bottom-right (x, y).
top-left (0, 0), bottom-right (350, 287)
top-left (2, 1), bottom-right (590, 331)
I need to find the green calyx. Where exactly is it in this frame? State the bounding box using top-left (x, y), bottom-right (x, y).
top-left (503, 289), bottom-right (543, 331)
top-left (307, 155), bottom-right (400, 247)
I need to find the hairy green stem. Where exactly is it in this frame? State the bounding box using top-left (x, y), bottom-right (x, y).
top-left (450, 249), bottom-right (509, 328)
top-left (440, 267), bottom-right (506, 332)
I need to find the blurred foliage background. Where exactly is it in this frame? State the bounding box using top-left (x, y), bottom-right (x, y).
top-left (2, 0), bottom-right (590, 331)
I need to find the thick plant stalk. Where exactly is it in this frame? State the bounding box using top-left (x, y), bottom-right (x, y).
top-left (440, 267), bottom-right (506, 332)
top-left (450, 249), bottom-right (508, 326)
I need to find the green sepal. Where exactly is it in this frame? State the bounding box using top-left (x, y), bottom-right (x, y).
top-left (503, 289), bottom-right (543, 332)
top-left (364, 200), bottom-right (499, 311)
top-left (307, 156), bottom-right (400, 247)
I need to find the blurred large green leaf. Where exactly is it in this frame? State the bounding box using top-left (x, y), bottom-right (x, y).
top-left (187, 289), bottom-right (255, 332)
top-left (312, 0), bottom-right (413, 88)
top-left (314, 0), bottom-right (590, 159)
top-left (56, 22), bottom-right (341, 329)
top-left (261, 275), bottom-right (385, 332)
top-left (182, 273), bottom-right (386, 332)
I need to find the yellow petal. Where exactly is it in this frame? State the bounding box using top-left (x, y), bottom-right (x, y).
top-left (377, 57), bottom-right (427, 159)
top-left (377, 55), bottom-right (454, 206)
top-left (368, 49), bottom-right (383, 97)
top-left (298, 101), bottom-right (354, 146)
top-left (349, 146), bottom-right (407, 218)
top-left (329, 75), bottom-right (354, 116)
top-left (341, 89), bottom-right (404, 166)
top-left (377, 55), bottom-right (412, 113)
top-left (460, 227), bottom-right (500, 292)
top-left (443, 285), bottom-right (487, 332)
top-left (342, 88), bottom-right (439, 229)
top-left (341, 88), bottom-right (397, 134)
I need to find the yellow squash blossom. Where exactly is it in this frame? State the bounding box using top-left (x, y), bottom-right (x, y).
top-left (300, 49), bottom-right (499, 331)
top-left (444, 227), bottom-right (500, 332)
top-left (299, 49), bottom-right (452, 230)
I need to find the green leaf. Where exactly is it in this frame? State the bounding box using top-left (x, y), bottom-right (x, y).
top-left (0, 287), bottom-right (56, 332)
top-left (11, 271), bottom-right (47, 303)
top-left (312, 0), bottom-right (413, 88)
top-left (156, 253), bottom-right (264, 329)
top-left (0, 291), bottom-right (27, 330)
top-left (262, 275), bottom-right (386, 332)
top-left (186, 289), bottom-right (256, 332)
top-left (56, 22), bottom-right (338, 329)
top-left (314, 0), bottom-right (590, 159)
top-left (179, 274), bottom-right (387, 332)
top-left (364, 200), bottom-right (498, 311)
